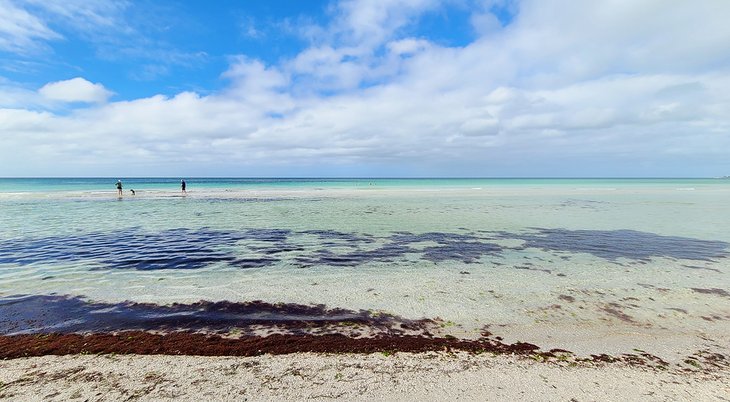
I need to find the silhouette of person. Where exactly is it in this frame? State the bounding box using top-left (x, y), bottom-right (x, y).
top-left (181, 179), bottom-right (187, 194)
top-left (116, 180), bottom-right (123, 196)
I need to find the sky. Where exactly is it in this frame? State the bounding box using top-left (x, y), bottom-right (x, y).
top-left (1, 0), bottom-right (729, 177)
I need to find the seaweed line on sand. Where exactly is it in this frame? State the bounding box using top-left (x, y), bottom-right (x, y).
top-left (3, 331), bottom-right (724, 374)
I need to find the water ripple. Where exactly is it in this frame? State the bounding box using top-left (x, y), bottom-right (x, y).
top-left (0, 227), bottom-right (727, 271)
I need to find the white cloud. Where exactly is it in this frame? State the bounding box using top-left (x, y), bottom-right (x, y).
top-left (386, 38), bottom-right (430, 55)
top-left (0, 77), bottom-right (44, 108)
top-left (332, 0), bottom-right (441, 46)
top-left (238, 16), bottom-right (262, 39)
top-left (38, 77), bottom-right (113, 103)
top-left (0, 0), bottom-right (131, 54)
top-left (1, 0), bottom-right (207, 80)
top-left (281, 0), bottom-right (449, 92)
top-left (470, 11), bottom-right (502, 36)
top-left (2, 0), bottom-right (730, 176)
top-left (21, 0), bottom-right (129, 31)
top-left (0, 0), bottom-right (60, 53)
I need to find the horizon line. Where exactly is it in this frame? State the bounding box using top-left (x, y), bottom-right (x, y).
top-left (0, 176), bottom-right (724, 180)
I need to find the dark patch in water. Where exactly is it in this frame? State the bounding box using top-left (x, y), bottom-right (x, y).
top-left (0, 294), bottom-right (433, 336)
top-left (421, 242), bottom-right (502, 263)
top-left (248, 245), bottom-right (306, 254)
top-left (683, 265), bottom-right (722, 273)
top-left (0, 227), bottom-right (297, 271)
top-left (700, 315), bottom-right (727, 322)
top-left (296, 244), bottom-right (414, 267)
top-left (300, 230), bottom-right (376, 244)
top-left (500, 228), bottom-right (729, 262)
top-left (390, 232), bottom-right (479, 244)
top-left (637, 283), bottom-right (671, 293)
top-left (204, 197), bottom-right (298, 203)
top-left (392, 231), bottom-right (504, 264)
top-left (0, 227), bottom-right (251, 271)
top-left (1, 226), bottom-right (727, 271)
top-left (691, 288), bottom-right (730, 298)
top-left (230, 257), bottom-right (280, 269)
top-left (515, 266), bottom-right (552, 274)
top-left (242, 228), bottom-right (291, 243)
top-left (295, 231), bottom-right (505, 266)
top-left (559, 199), bottom-right (607, 210)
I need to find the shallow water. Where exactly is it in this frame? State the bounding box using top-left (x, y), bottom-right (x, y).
top-left (1, 178), bottom-right (729, 355)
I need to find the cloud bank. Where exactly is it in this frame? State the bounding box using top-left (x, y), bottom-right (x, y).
top-left (1, 0), bottom-right (729, 177)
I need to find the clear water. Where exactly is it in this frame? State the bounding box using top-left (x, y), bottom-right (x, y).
top-left (1, 178), bottom-right (729, 355)
top-left (0, 177), bottom-right (725, 192)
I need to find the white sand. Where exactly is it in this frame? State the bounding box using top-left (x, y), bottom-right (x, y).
top-left (1, 352), bottom-right (728, 401)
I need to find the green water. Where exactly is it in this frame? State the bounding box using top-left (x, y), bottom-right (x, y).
top-left (0, 178), bottom-right (729, 355)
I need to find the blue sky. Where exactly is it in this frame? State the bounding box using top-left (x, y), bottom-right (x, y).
top-left (1, 0), bottom-right (729, 177)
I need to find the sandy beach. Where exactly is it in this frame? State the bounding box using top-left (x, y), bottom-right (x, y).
top-left (1, 352), bottom-right (728, 401)
top-left (1, 327), bottom-right (728, 401)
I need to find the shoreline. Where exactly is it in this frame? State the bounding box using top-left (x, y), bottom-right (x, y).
top-left (3, 294), bottom-right (728, 366)
top-left (1, 330), bottom-right (726, 371)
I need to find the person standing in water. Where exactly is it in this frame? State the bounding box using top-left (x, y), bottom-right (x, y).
top-left (181, 179), bottom-right (187, 194)
top-left (116, 180), bottom-right (123, 196)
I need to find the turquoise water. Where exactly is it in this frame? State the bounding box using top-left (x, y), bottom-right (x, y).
top-left (1, 178), bottom-right (729, 356)
top-left (0, 177), bottom-right (726, 192)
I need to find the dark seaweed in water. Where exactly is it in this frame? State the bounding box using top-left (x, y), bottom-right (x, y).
top-left (691, 288), bottom-right (730, 298)
top-left (300, 229), bottom-right (376, 244)
top-left (0, 294), bottom-right (433, 336)
top-left (499, 228), bottom-right (729, 262)
top-left (392, 232), bottom-right (504, 263)
top-left (295, 243), bottom-right (415, 267)
top-left (0, 228), bottom-right (506, 270)
top-left (0, 227), bottom-right (301, 271)
top-left (0, 226), bottom-right (726, 271)
top-left (0, 227), bottom-right (242, 270)
top-left (421, 242), bottom-right (502, 263)
top-left (390, 232), bottom-right (478, 244)
top-left (241, 228), bottom-right (292, 243)
top-left (295, 231), bottom-right (506, 266)
top-left (0, 227), bottom-right (278, 271)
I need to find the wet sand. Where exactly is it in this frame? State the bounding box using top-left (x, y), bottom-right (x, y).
top-left (1, 352), bottom-right (728, 401)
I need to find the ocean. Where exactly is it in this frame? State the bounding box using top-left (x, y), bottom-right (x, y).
top-left (1, 178), bottom-right (728, 356)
